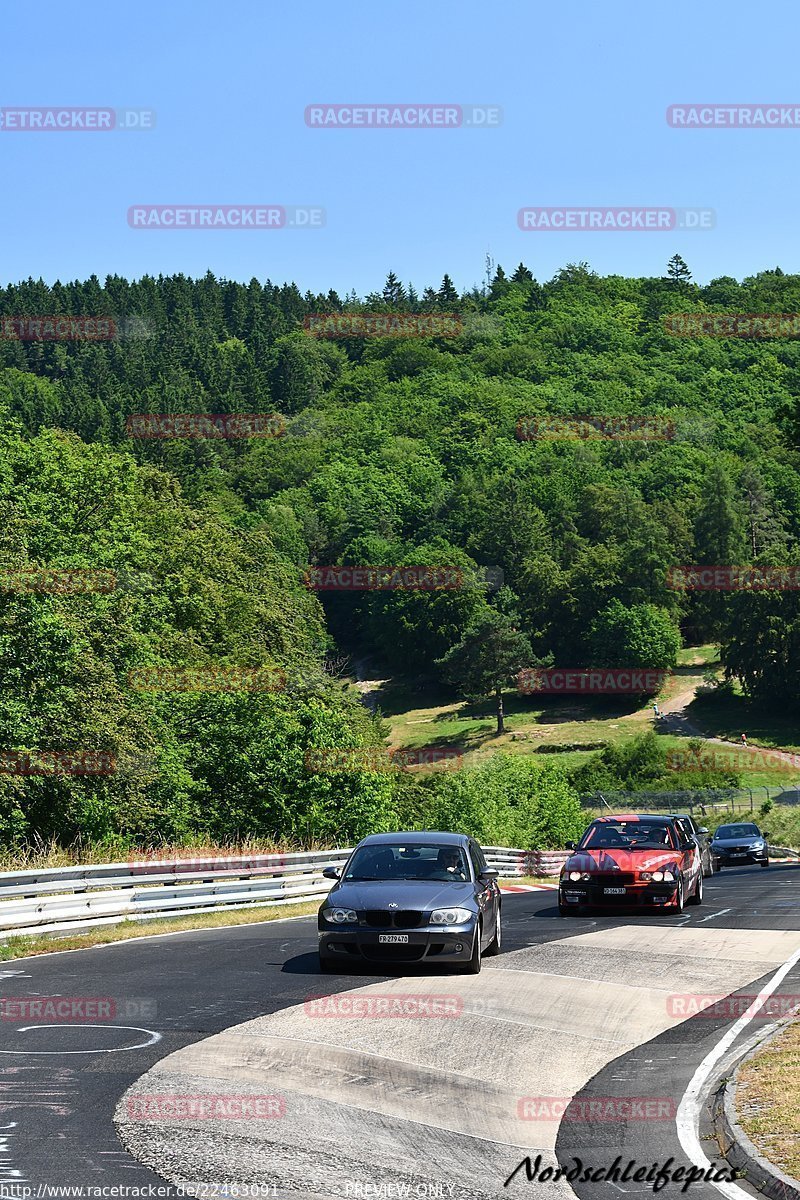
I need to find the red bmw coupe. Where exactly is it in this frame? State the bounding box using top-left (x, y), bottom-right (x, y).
top-left (559, 814), bottom-right (703, 915)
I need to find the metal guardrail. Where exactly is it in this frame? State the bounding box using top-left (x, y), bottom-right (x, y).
top-left (0, 845), bottom-right (540, 940)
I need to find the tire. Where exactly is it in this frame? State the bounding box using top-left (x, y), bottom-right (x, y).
top-left (558, 903), bottom-right (570, 917)
top-left (674, 879), bottom-right (684, 913)
top-left (485, 907), bottom-right (502, 955)
top-left (704, 853), bottom-right (714, 878)
top-left (760, 858), bottom-right (770, 868)
top-left (714, 861), bottom-right (723, 873)
top-left (464, 922), bottom-right (483, 974)
top-left (319, 955), bottom-right (336, 973)
top-left (688, 872), bottom-right (703, 906)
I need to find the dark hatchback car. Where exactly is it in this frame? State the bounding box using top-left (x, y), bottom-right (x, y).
top-left (318, 831), bottom-right (501, 974)
top-left (559, 814), bottom-right (703, 914)
top-left (711, 822), bottom-right (770, 869)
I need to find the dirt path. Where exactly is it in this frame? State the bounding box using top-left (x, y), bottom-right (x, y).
top-left (656, 677), bottom-right (800, 772)
top-left (351, 657), bottom-right (390, 715)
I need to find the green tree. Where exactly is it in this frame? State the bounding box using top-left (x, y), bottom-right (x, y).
top-left (667, 254), bottom-right (692, 285)
top-left (437, 590), bottom-right (534, 734)
top-left (590, 599), bottom-right (681, 678)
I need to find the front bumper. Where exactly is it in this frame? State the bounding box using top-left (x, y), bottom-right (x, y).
top-left (559, 880), bottom-right (679, 909)
top-left (318, 922), bottom-right (478, 964)
top-left (713, 849), bottom-right (768, 866)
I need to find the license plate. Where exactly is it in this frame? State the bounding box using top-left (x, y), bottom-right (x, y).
top-left (604, 887), bottom-right (626, 895)
top-left (731, 852), bottom-right (747, 857)
top-left (378, 934), bottom-right (409, 943)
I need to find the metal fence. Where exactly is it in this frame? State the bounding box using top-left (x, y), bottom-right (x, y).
top-left (0, 844), bottom-right (547, 940)
top-left (582, 786), bottom-right (800, 817)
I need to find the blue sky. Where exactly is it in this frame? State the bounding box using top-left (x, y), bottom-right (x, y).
top-left (2, 0), bottom-right (798, 294)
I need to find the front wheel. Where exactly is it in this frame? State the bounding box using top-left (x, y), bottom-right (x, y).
top-left (319, 955), bottom-right (336, 973)
top-left (704, 853), bottom-right (714, 878)
top-left (760, 859), bottom-right (770, 868)
top-left (464, 922), bottom-right (483, 974)
top-left (674, 880), bottom-right (684, 912)
top-left (485, 908), bottom-right (502, 955)
top-left (688, 872), bottom-right (703, 905)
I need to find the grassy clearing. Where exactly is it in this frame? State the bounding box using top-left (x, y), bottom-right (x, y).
top-left (736, 1019), bottom-right (800, 1178)
top-left (371, 644), bottom-right (800, 794)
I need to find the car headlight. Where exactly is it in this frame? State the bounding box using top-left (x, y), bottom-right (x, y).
top-left (429, 907), bottom-right (473, 925)
top-left (750, 841), bottom-right (764, 849)
top-left (322, 907), bottom-right (358, 924)
top-left (640, 872), bottom-right (653, 881)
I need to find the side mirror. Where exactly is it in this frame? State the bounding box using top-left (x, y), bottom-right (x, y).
top-left (565, 841), bottom-right (578, 852)
top-left (322, 866), bottom-right (340, 880)
top-left (763, 832), bottom-right (771, 840)
top-left (697, 827), bottom-right (709, 835)
top-left (479, 869), bottom-right (498, 883)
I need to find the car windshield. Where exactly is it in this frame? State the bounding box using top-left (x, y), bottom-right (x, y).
top-left (714, 824), bottom-right (760, 839)
top-left (579, 821), bottom-right (677, 851)
top-left (343, 843), bottom-right (470, 882)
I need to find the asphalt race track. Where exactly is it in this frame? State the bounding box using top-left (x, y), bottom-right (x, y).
top-left (1, 865), bottom-right (798, 1199)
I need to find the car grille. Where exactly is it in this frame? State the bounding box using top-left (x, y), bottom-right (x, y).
top-left (364, 910), bottom-right (424, 929)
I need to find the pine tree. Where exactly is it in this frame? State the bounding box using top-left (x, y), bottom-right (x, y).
top-left (667, 254), bottom-right (692, 286)
top-left (437, 274), bottom-right (459, 306)
top-left (420, 287), bottom-right (437, 311)
top-left (489, 266), bottom-right (510, 300)
top-left (382, 272), bottom-right (406, 306)
top-left (511, 263), bottom-right (533, 283)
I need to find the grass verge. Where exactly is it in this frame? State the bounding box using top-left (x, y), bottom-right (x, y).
top-left (0, 900), bottom-right (321, 961)
top-left (736, 1019), bottom-right (800, 1179)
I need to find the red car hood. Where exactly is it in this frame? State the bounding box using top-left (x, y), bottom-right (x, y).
top-left (566, 848), bottom-right (681, 874)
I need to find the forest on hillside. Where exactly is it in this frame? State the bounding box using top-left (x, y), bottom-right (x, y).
top-left (1, 259), bottom-right (798, 850)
